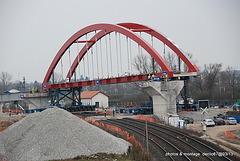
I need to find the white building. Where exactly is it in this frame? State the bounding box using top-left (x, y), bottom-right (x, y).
top-left (80, 91), bottom-right (109, 108)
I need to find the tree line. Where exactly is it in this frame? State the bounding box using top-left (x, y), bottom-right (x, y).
top-left (189, 65), bottom-right (240, 104)
top-left (133, 52), bottom-right (240, 106)
top-left (1, 52), bottom-right (239, 107)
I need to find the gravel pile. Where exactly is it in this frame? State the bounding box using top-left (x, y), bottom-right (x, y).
top-left (0, 107), bottom-right (131, 161)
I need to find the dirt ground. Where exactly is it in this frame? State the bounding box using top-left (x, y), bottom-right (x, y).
top-left (185, 121), bottom-right (240, 158)
top-left (0, 112), bottom-right (26, 122)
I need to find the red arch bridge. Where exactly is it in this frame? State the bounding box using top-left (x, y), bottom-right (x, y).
top-left (42, 23), bottom-right (199, 110)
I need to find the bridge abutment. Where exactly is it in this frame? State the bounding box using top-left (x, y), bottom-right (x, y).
top-left (143, 81), bottom-right (184, 120)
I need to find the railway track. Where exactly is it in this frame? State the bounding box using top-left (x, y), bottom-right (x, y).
top-left (101, 118), bottom-right (237, 161)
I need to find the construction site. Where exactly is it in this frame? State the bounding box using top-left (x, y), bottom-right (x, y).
top-left (1, 4), bottom-right (240, 159)
top-left (0, 106), bottom-right (240, 161)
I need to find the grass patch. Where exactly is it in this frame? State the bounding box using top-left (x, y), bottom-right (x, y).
top-left (51, 145), bottom-right (149, 161)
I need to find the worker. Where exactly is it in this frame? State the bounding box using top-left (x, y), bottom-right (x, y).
top-left (165, 74), bottom-right (168, 82)
top-left (96, 109), bottom-right (98, 116)
top-left (104, 109), bottom-right (107, 117)
top-left (148, 74), bottom-right (151, 80)
top-left (151, 74), bottom-right (155, 80)
top-left (112, 109), bottom-right (115, 117)
top-left (9, 109), bottom-right (11, 116)
top-left (16, 110), bottom-right (18, 115)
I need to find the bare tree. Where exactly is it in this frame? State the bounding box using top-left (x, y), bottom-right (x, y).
top-left (202, 63), bottom-right (222, 99)
top-left (183, 52), bottom-right (196, 72)
top-left (133, 53), bottom-right (151, 74)
top-left (133, 51), bottom-right (196, 74)
top-left (150, 59), bottom-right (162, 73)
top-left (221, 66), bottom-right (240, 99)
top-left (192, 75), bottom-right (204, 92)
top-left (133, 53), bottom-right (162, 74)
top-left (49, 72), bottom-right (64, 84)
top-left (164, 52), bottom-right (197, 73)
top-left (0, 72), bottom-right (12, 93)
top-left (165, 51), bottom-right (178, 72)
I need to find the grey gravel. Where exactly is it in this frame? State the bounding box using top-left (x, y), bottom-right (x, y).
top-left (0, 107), bottom-right (131, 161)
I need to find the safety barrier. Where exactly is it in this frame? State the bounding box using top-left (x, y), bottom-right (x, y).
top-left (0, 127), bottom-right (7, 132)
top-left (137, 114), bottom-right (155, 123)
top-left (85, 118), bottom-right (149, 157)
top-left (2, 109), bottom-right (23, 113)
top-left (225, 130), bottom-right (236, 139)
top-left (75, 115), bottom-right (84, 120)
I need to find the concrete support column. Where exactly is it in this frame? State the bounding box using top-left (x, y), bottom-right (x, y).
top-left (143, 81), bottom-right (184, 120)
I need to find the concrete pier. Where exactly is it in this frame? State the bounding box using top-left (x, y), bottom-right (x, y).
top-left (0, 92), bottom-right (49, 109)
top-left (143, 81), bottom-right (184, 120)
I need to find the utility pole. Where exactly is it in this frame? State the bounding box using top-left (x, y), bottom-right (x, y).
top-left (232, 70), bottom-right (235, 100)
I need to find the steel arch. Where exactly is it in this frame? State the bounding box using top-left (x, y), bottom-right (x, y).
top-left (43, 23), bottom-right (199, 90)
top-left (43, 23), bottom-right (172, 85)
top-left (67, 23), bottom-right (198, 80)
top-left (67, 24), bottom-right (173, 80)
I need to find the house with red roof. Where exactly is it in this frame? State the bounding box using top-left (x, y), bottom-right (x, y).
top-left (80, 91), bottom-right (109, 108)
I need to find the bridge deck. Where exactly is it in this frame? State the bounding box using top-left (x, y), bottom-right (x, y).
top-left (45, 72), bottom-right (198, 90)
top-left (0, 92), bottom-right (49, 102)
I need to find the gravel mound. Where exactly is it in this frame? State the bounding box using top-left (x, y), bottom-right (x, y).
top-left (0, 107), bottom-right (131, 161)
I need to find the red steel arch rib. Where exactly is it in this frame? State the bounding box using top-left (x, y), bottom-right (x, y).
top-left (117, 23), bottom-right (199, 72)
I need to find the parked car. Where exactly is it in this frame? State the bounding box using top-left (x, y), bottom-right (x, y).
top-left (224, 117), bottom-right (237, 125)
top-left (202, 119), bottom-right (215, 127)
top-left (213, 118), bottom-right (225, 125)
top-left (182, 117), bottom-right (194, 124)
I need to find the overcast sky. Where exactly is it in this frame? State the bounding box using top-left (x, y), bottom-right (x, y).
top-left (0, 0), bottom-right (240, 83)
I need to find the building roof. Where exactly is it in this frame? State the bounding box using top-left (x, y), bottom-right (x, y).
top-left (80, 91), bottom-right (109, 99)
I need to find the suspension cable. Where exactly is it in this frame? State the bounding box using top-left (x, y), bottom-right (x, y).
top-left (86, 34), bottom-right (90, 79)
top-left (105, 30), bottom-right (109, 78)
top-left (76, 38), bottom-right (80, 80)
top-left (139, 32), bottom-right (143, 74)
top-left (91, 47), bottom-right (94, 79)
top-left (68, 47), bottom-right (72, 82)
top-left (151, 35), bottom-right (155, 74)
top-left (115, 32), bottom-right (119, 77)
top-left (100, 38), bottom-right (104, 78)
top-left (129, 39), bottom-right (132, 75)
top-left (151, 35), bottom-right (153, 46)
top-left (95, 31), bottom-right (99, 78)
top-left (119, 33), bottom-right (122, 75)
top-left (126, 36), bottom-right (130, 75)
top-left (163, 43), bottom-right (166, 60)
top-left (138, 44), bottom-right (141, 74)
top-left (109, 33), bottom-right (113, 77)
top-left (61, 57), bottom-right (64, 82)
